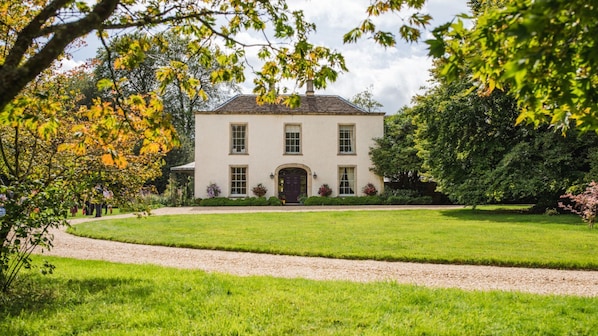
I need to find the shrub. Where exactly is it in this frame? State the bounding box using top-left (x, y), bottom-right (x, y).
top-left (199, 197), bottom-right (281, 207)
top-left (558, 181), bottom-right (598, 228)
top-left (252, 183), bottom-right (267, 197)
top-left (318, 184), bottom-right (332, 197)
top-left (362, 183), bottom-right (378, 196)
top-left (206, 183), bottom-right (221, 198)
top-left (268, 196), bottom-right (282, 206)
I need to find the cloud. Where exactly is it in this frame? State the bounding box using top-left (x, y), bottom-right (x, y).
top-left (283, 0), bottom-right (470, 113)
top-left (56, 58), bottom-right (86, 72)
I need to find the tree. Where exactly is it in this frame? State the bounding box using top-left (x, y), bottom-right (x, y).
top-left (428, 0), bottom-right (598, 131)
top-left (0, 67), bottom-right (167, 291)
top-left (351, 86), bottom-right (383, 112)
top-left (93, 31), bottom-right (240, 192)
top-left (369, 108), bottom-right (424, 189)
top-left (411, 77), bottom-right (598, 208)
top-left (0, 0), bottom-right (353, 114)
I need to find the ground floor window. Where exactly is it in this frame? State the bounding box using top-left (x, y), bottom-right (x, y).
top-left (230, 166), bottom-right (247, 196)
top-left (339, 167), bottom-right (355, 195)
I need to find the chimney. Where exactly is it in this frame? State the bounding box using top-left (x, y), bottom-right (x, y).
top-left (306, 79), bottom-right (314, 96)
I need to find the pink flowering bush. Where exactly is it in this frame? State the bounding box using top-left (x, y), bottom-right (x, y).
top-left (558, 181), bottom-right (598, 228)
top-left (362, 183), bottom-right (378, 196)
top-left (318, 184), bottom-right (332, 197)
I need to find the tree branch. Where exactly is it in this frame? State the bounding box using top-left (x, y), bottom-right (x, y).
top-left (0, 0), bottom-right (120, 112)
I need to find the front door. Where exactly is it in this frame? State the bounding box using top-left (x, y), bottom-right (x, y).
top-left (278, 168), bottom-right (307, 203)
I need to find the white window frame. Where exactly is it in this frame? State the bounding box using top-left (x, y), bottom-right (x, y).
top-left (230, 124), bottom-right (247, 154)
top-left (230, 166), bottom-right (247, 196)
top-left (338, 166), bottom-right (356, 196)
top-left (284, 124), bottom-right (302, 154)
top-left (339, 124), bottom-right (355, 154)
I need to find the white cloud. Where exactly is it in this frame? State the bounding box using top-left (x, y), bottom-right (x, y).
top-left (56, 58), bottom-right (86, 72)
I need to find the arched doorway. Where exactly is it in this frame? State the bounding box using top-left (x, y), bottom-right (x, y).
top-left (278, 168), bottom-right (308, 203)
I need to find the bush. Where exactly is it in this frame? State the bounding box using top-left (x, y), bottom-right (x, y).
top-left (268, 196), bottom-right (282, 206)
top-left (206, 183), bottom-right (221, 198)
top-left (559, 181), bottom-right (598, 228)
top-left (362, 183), bottom-right (378, 196)
top-left (303, 196), bottom-right (385, 206)
top-left (199, 197), bottom-right (281, 207)
top-left (318, 184), bottom-right (332, 197)
top-left (252, 183), bottom-right (267, 197)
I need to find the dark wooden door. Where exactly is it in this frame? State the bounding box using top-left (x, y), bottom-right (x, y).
top-left (279, 168), bottom-right (307, 203)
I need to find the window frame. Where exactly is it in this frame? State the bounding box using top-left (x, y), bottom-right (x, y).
top-left (284, 123), bottom-right (302, 155)
top-left (230, 166), bottom-right (248, 197)
top-left (338, 124), bottom-right (356, 155)
top-left (338, 166), bottom-right (356, 196)
top-left (230, 123), bottom-right (248, 154)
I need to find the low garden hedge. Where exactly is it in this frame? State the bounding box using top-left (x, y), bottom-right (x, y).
top-left (197, 195), bottom-right (433, 206)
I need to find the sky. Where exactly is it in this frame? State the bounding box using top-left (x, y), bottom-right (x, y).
top-left (69, 0), bottom-right (470, 115)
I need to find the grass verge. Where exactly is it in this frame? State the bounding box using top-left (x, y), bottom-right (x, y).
top-left (1, 257), bottom-right (596, 335)
top-left (68, 208), bottom-right (598, 270)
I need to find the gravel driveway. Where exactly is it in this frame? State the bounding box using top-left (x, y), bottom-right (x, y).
top-left (38, 206), bottom-right (598, 297)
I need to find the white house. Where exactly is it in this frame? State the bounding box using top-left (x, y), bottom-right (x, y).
top-left (194, 83), bottom-right (385, 203)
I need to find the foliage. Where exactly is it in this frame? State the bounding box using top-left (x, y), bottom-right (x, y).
top-left (0, 0), bottom-right (353, 115)
top-left (206, 183), bottom-right (221, 198)
top-left (251, 183), bottom-right (268, 197)
top-left (344, 0), bottom-right (431, 45)
top-left (94, 32), bottom-right (238, 193)
top-left (369, 109), bottom-right (424, 189)
top-left (362, 183), bottom-right (378, 196)
top-left (0, 183), bottom-right (69, 291)
top-left (198, 197), bottom-right (279, 207)
top-left (317, 184), bottom-right (332, 197)
top-left (0, 68), bottom-right (166, 291)
top-left (350, 85), bottom-right (383, 112)
top-left (411, 75), bottom-right (598, 208)
top-left (428, 0), bottom-right (598, 131)
top-left (301, 195), bottom-right (431, 206)
top-left (559, 181), bottom-right (598, 228)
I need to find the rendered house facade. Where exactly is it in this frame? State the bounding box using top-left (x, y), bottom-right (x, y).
top-left (194, 85), bottom-right (385, 203)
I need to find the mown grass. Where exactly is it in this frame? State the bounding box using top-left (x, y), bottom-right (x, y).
top-left (1, 257), bottom-right (596, 335)
top-left (68, 208), bottom-right (598, 270)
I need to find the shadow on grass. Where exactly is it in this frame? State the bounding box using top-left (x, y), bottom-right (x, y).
top-left (0, 276), bottom-right (150, 319)
top-left (438, 208), bottom-right (584, 225)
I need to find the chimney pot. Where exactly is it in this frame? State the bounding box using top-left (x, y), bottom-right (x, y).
top-left (306, 79), bottom-right (314, 96)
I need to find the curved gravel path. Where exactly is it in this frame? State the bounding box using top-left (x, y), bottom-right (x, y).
top-left (38, 206), bottom-right (598, 297)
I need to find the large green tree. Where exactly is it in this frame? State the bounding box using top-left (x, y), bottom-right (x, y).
top-left (369, 108), bottom-right (424, 189)
top-left (412, 77), bottom-right (598, 208)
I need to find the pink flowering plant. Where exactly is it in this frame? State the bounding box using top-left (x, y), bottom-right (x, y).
top-left (206, 182), bottom-right (221, 198)
top-left (318, 184), bottom-right (332, 197)
top-left (558, 181), bottom-right (598, 228)
top-left (362, 183), bottom-right (378, 196)
top-left (252, 183), bottom-right (268, 197)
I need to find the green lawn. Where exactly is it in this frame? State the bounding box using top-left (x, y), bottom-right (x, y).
top-left (68, 208), bottom-right (598, 269)
top-left (2, 257), bottom-right (596, 335)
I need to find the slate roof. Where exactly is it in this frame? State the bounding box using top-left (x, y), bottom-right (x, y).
top-left (199, 94), bottom-right (385, 115)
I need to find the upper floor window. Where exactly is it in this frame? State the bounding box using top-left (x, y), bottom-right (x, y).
top-left (339, 167), bottom-right (355, 195)
top-left (230, 166), bottom-right (247, 196)
top-left (231, 124), bottom-right (247, 154)
top-left (285, 124), bottom-right (301, 154)
top-left (339, 125), bottom-right (355, 154)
